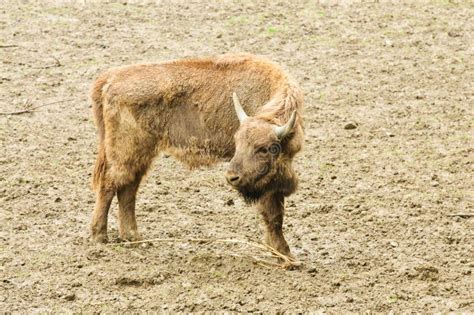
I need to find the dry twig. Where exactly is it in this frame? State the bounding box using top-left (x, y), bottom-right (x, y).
top-left (0, 99), bottom-right (71, 115)
top-left (0, 44), bottom-right (18, 48)
top-left (32, 57), bottom-right (62, 69)
top-left (447, 213), bottom-right (474, 218)
top-left (109, 237), bottom-right (302, 269)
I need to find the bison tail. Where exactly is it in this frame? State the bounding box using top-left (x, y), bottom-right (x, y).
top-left (91, 74), bottom-right (108, 191)
top-left (92, 145), bottom-right (107, 191)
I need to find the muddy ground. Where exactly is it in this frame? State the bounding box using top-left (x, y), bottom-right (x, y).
top-left (1, 0), bottom-right (473, 312)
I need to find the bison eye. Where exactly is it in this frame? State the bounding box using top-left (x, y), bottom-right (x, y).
top-left (269, 143), bottom-right (281, 155)
top-left (257, 147), bottom-right (268, 154)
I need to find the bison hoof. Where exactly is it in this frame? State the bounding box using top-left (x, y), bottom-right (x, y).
top-left (91, 233), bottom-right (108, 244)
top-left (119, 231), bottom-right (142, 242)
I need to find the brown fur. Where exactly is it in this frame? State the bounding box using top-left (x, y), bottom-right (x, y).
top-left (89, 53), bottom-right (304, 256)
top-left (91, 73), bottom-right (108, 191)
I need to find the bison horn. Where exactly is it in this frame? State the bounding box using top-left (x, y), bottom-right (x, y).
top-left (274, 110), bottom-right (297, 139)
top-left (232, 92), bottom-right (249, 123)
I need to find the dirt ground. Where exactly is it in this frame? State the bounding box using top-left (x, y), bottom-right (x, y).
top-left (1, 0), bottom-right (473, 312)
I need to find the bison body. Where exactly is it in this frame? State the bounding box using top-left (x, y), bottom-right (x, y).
top-left (90, 53), bottom-right (304, 257)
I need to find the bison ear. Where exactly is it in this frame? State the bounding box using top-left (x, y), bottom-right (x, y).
top-left (274, 110), bottom-right (297, 139)
top-left (232, 92), bottom-right (249, 124)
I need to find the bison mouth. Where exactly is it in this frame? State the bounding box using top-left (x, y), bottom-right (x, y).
top-left (236, 185), bottom-right (265, 204)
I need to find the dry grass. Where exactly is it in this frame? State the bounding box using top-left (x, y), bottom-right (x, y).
top-left (109, 237), bottom-right (302, 269)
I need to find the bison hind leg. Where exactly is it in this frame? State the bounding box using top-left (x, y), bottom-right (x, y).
top-left (110, 143), bottom-right (157, 242)
top-left (90, 173), bottom-right (115, 244)
top-left (116, 169), bottom-right (146, 242)
top-left (91, 149), bottom-right (155, 244)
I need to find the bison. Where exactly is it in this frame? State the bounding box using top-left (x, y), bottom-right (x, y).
top-left (90, 53), bottom-right (304, 257)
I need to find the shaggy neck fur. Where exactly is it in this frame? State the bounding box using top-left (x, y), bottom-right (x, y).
top-left (237, 158), bottom-right (299, 204)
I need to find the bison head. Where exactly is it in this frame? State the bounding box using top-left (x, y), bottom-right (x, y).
top-left (226, 92), bottom-right (299, 203)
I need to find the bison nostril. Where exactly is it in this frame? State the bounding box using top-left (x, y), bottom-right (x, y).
top-left (226, 172), bottom-right (241, 186)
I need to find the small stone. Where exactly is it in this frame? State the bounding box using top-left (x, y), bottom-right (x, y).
top-left (389, 241), bottom-right (398, 247)
top-left (307, 267), bottom-right (318, 274)
top-left (14, 224), bottom-right (28, 231)
top-left (342, 205), bottom-right (353, 212)
top-left (62, 293), bottom-right (76, 301)
top-left (182, 281), bottom-right (192, 289)
top-left (55, 197), bottom-right (62, 202)
top-left (216, 34), bottom-right (222, 38)
top-left (384, 39), bottom-right (394, 47)
top-left (344, 123), bottom-right (357, 130)
top-left (224, 199), bottom-right (234, 206)
top-left (448, 30), bottom-right (462, 37)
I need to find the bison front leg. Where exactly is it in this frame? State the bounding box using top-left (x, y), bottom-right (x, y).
top-left (117, 174), bottom-right (143, 242)
top-left (257, 192), bottom-right (292, 257)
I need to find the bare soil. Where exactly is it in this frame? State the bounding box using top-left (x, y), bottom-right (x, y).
top-left (1, 0), bottom-right (473, 312)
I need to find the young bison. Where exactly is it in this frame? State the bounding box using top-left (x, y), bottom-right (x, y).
top-left (90, 53), bottom-right (304, 257)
